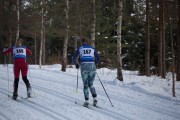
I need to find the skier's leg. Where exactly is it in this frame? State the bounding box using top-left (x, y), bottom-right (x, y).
top-left (13, 64), bottom-right (20, 100)
top-left (88, 70), bottom-right (97, 97)
top-left (13, 78), bottom-right (19, 95)
top-left (22, 76), bottom-right (31, 88)
top-left (81, 71), bottom-right (90, 106)
top-left (22, 76), bottom-right (31, 97)
top-left (88, 71), bottom-right (97, 105)
top-left (81, 71), bottom-right (89, 100)
top-left (22, 64), bottom-right (31, 97)
top-left (21, 62), bottom-right (28, 74)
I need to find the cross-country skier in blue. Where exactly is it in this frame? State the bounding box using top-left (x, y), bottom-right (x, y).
top-left (72, 37), bottom-right (100, 107)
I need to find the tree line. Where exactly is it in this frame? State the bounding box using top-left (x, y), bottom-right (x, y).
top-left (0, 0), bottom-right (179, 85)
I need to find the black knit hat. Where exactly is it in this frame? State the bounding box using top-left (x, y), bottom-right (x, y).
top-left (81, 37), bottom-right (89, 44)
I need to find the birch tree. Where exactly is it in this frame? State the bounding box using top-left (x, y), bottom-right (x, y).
top-left (42, 26), bottom-right (46, 65)
top-left (8, 0), bottom-right (15, 63)
top-left (117, 0), bottom-right (123, 81)
top-left (39, 0), bottom-right (45, 69)
top-left (91, 0), bottom-right (96, 47)
top-left (79, 0), bottom-right (82, 44)
top-left (16, 0), bottom-right (19, 41)
top-left (61, 0), bottom-right (69, 72)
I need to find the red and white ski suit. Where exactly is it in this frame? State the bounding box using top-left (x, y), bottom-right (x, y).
top-left (3, 46), bottom-right (32, 78)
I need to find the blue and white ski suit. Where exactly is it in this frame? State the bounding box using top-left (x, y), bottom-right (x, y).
top-left (72, 44), bottom-right (100, 100)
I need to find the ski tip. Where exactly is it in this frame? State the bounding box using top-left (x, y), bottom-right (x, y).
top-left (8, 95), bottom-right (18, 101)
top-left (83, 106), bottom-right (90, 109)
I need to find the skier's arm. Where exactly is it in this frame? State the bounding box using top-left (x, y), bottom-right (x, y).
top-left (94, 50), bottom-right (100, 65)
top-left (3, 48), bottom-right (13, 55)
top-left (72, 48), bottom-right (79, 65)
top-left (26, 48), bottom-right (32, 55)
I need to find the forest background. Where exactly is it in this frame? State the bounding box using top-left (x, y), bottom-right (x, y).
top-left (0, 0), bottom-right (179, 81)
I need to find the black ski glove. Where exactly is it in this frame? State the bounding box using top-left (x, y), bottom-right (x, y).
top-left (75, 64), bottom-right (79, 69)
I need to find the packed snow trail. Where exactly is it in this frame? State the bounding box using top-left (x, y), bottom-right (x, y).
top-left (0, 64), bottom-right (180, 120)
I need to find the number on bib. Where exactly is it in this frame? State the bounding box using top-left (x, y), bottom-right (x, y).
top-left (16, 49), bottom-right (24, 53)
top-left (83, 49), bottom-right (91, 54)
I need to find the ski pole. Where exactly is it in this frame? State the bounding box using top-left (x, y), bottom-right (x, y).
top-left (96, 73), bottom-right (113, 107)
top-left (76, 69), bottom-right (79, 93)
top-left (28, 64), bottom-right (35, 96)
top-left (6, 56), bottom-right (10, 97)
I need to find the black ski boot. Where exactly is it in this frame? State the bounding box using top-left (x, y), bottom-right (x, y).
top-left (12, 92), bottom-right (18, 100)
top-left (27, 86), bottom-right (32, 97)
top-left (83, 100), bottom-right (89, 107)
top-left (93, 97), bottom-right (97, 106)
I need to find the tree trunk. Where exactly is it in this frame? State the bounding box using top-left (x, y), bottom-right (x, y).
top-left (39, 0), bottom-right (45, 69)
top-left (177, 0), bottom-right (180, 81)
top-left (91, 0), bottom-right (96, 47)
top-left (8, 27), bottom-right (12, 63)
top-left (42, 26), bottom-right (45, 65)
top-left (16, 0), bottom-right (19, 41)
top-left (8, 0), bottom-right (13, 63)
top-left (169, 17), bottom-right (175, 97)
top-left (117, 0), bottom-right (123, 81)
top-left (145, 0), bottom-right (150, 76)
top-left (165, 1), bottom-right (175, 97)
top-left (61, 0), bottom-right (69, 72)
top-left (34, 32), bottom-right (37, 64)
top-left (0, 0), bottom-right (2, 22)
top-left (158, 0), bottom-right (166, 78)
top-left (79, 0), bottom-right (83, 43)
top-left (75, 0), bottom-right (79, 49)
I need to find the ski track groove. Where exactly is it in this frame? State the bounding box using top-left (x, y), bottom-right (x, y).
top-left (1, 74), bottom-right (130, 120)
top-left (1, 65), bottom-right (180, 120)
top-left (31, 83), bottom-right (131, 120)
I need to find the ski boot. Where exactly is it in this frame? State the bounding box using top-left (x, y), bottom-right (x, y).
top-left (93, 97), bottom-right (97, 106)
top-left (12, 92), bottom-right (18, 100)
top-left (83, 100), bottom-right (89, 107)
top-left (27, 86), bottom-right (32, 97)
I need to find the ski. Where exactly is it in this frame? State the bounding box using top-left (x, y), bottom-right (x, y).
top-left (83, 105), bottom-right (91, 109)
top-left (20, 96), bottom-right (36, 105)
top-left (92, 105), bottom-right (101, 109)
top-left (84, 105), bottom-right (102, 110)
top-left (8, 95), bottom-right (19, 102)
top-left (75, 101), bottom-right (91, 109)
top-left (8, 94), bottom-right (33, 101)
top-left (75, 101), bottom-right (100, 109)
top-left (20, 96), bottom-right (30, 100)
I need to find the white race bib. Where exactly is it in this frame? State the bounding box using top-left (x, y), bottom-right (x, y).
top-left (13, 48), bottom-right (26, 57)
top-left (79, 48), bottom-right (94, 58)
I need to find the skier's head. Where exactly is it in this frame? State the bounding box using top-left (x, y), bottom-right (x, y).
top-left (16, 38), bottom-right (23, 46)
top-left (81, 37), bottom-right (89, 45)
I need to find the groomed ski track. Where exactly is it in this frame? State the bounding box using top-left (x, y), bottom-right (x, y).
top-left (0, 64), bottom-right (180, 120)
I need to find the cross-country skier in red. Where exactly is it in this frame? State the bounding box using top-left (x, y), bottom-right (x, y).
top-left (3, 38), bottom-right (32, 100)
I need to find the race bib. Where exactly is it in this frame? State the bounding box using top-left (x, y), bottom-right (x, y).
top-left (79, 48), bottom-right (94, 58)
top-left (13, 48), bottom-right (26, 57)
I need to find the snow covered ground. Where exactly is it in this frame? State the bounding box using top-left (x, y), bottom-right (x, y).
top-left (0, 64), bottom-right (180, 120)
